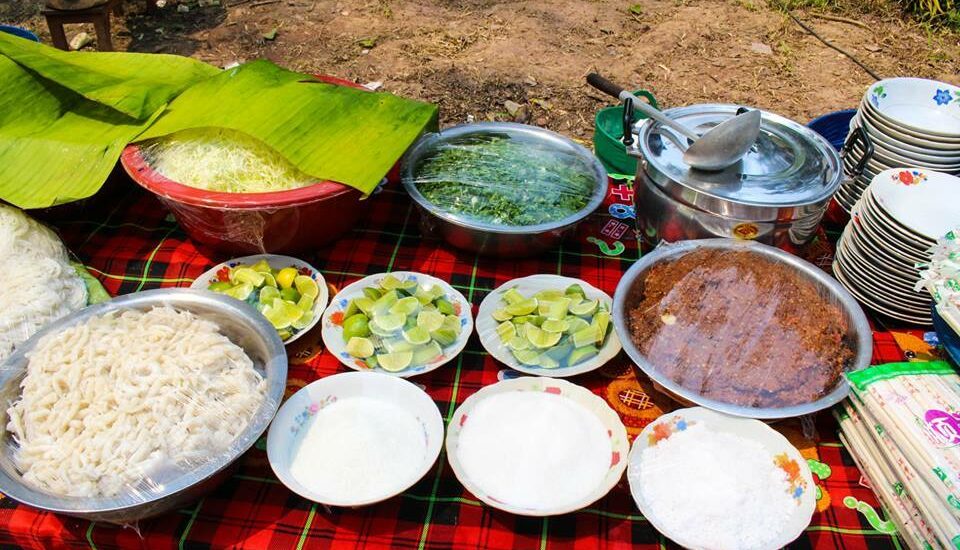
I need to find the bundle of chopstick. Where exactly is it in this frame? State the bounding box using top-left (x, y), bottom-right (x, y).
top-left (835, 361), bottom-right (960, 550)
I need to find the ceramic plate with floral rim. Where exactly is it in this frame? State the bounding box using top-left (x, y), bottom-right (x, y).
top-left (191, 254), bottom-right (328, 345)
top-left (320, 271), bottom-right (473, 378)
top-left (476, 275), bottom-right (621, 378)
top-left (445, 377), bottom-right (629, 516)
top-left (627, 407), bottom-right (816, 550)
top-left (266, 371), bottom-right (444, 507)
top-left (864, 78), bottom-right (960, 137)
top-left (869, 168), bottom-right (960, 240)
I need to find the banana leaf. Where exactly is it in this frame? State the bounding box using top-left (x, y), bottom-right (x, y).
top-left (137, 60), bottom-right (439, 195)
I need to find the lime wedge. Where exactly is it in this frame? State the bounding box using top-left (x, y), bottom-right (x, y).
top-left (346, 337), bottom-right (374, 358)
top-left (342, 313), bottom-right (370, 340)
top-left (573, 325), bottom-right (602, 348)
top-left (418, 283), bottom-right (445, 300)
top-left (524, 323), bottom-right (562, 348)
top-left (372, 290), bottom-right (399, 316)
top-left (505, 298), bottom-right (538, 316)
top-left (343, 299), bottom-right (359, 318)
top-left (280, 287), bottom-right (300, 303)
top-left (364, 355), bottom-right (379, 369)
top-left (259, 286), bottom-right (281, 304)
top-left (377, 351), bottom-right (413, 372)
top-left (442, 315), bottom-right (462, 334)
top-left (295, 276), bottom-right (319, 300)
top-left (431, 328), bottom-right (457, 347)
top-left (232, 267), bottom-right (266, 287)
top-left (222, 282), bottom-right (254, 301)
top-left (384, 338), bottom-right (414, 353)
top-left (263, 298), bottom-right (302, 330)
top-left (436, 298), bottom-right (455, 315)
top-left (291, 309), bottom-right (314, 330)
top-left (362, 286), bottom-right (383, 300)
top-left (390, 296), bottom-right (421, 317)
top-left (543, 298), bottom-right (571, 321)
top-left (396, 279), bottom-right (419, 291)
top-left (403, 326), bottom-right (431, 345)
top-left (379, 274), bottom-right (404, 291)
top-left (297, 294), bottom-right (314, 312)
top-left (507, 335), bottom-right (531, 351)
top-left (564, 284), bottom-right (586, 298)
top-left (537, 354), bottom-right (560, 369)
top-left (262, 272), bottom-right (278, 288)
top-left (277, 328), bottom-right (292, 340)
top-left (251, 259), bottom-right (272, 273)
top-left (512, 315), bottom-right (545, 327)
top-left (512, 348), bottom-right (541, 365)
top-left (592, 311), bottom-right (611, 344)
top-left (565, 317), bottom-right (590, 334)
top-left (570, 299), bottom-right (599, 317)
top-left (417, 310), bottom-right (444, 332)
top-left (354, 296), bottom-right (376, 315)
top-left (503, 288), bottom-right (526, 305)
top-left (544, 342), bottom-right (573, 362)
top-left (541, 319), bottom-right (569, 333)
top-left (496, 321), bottom-right (516, 341)
top-left (276, 267), bottom-right (298, 289)
top-left (533, 289), bottom-right (564, 301)
top-left (208, 281), bottom-right (233, 293)
top-left (491, 309), bottom-right (514, 322)
top-left (373, 312), bottom-right (405, 332)
top-left (412, 341), bottom-right (442, 365)
top-left (569, 345), bottom-right (599, 366)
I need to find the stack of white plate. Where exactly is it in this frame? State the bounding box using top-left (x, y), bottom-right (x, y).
top-left (836, 78), bottom-right (960, 213)
top-left (833, 168), bottom-right (960, 325)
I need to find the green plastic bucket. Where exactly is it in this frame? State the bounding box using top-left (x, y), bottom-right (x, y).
top-left (593, 90), bottom-right (658, 175)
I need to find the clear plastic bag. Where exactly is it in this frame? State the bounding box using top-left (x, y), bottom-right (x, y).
top-left (916, 227), bottom-right (960, 334)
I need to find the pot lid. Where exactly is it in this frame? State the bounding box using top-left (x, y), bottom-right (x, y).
top-left (637, 104), bottom-right (841, 208)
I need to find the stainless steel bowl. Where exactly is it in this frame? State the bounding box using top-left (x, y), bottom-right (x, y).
top-left (611, 239), bottom-right (872, 420)
top-left (401, 122), bottom-right (609, 257)
top-left (0, 288), bottom-right (287, 523)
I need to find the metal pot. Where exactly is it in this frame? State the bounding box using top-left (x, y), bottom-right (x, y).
top-left (627, 105), bottom-right (842, 252)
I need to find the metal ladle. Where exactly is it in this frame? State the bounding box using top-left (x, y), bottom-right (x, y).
top-left (587, 73), bottom-right (762, 171)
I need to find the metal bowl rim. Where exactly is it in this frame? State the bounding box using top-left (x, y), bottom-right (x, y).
top-left (400, 122), bottom-right (609, 235)
top-left (0, 288), bottom-right (287, 514)
top-left (611, 238), bottom-right (873, 420)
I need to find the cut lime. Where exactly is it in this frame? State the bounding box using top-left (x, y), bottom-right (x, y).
top-left (412, 341), bottom-right (442, 365)
top-left (442, 315), bottom-right (462, 334)
top-left (364, 355), bottom-right (379, 369)
top-left (524, 323), bottom-right (562, 348)
top-left (276, 267), bottom-right (298, 289)
top-left (292, 309), bottom-right (314, 330)
top-left (342, 313), bottom-right (370, 340)
top-left (372, 312), bottom-right (405, 332)
top-left (565, 317), bottom-right (590, 334)
top-left (222, 282), bottom-right (254, 301)
top-left (390, 296), bottom-right (421, 317)
top-left (372, 290), bottom-right (399, 316)
top-left (354, 296), bottom-right (376, 315)
top-left (496, 321), bottom-right (516, 341)
top-left (512, 315), bottom-right (545, 327)
top-left (537, 354), bottom-right (560, 369)
top-left (431, 328), bottom-right (457, 347)
top-left (251, 259), bottom-right (272, 273)
top-left (403, 326), bottom-right (431, 345)
top-left (505, 298), bottom-right (538, 316)
top-left (259, 286), bottom-right (281, 304)
top-left (592, 311), bottom-right (611, 344)
top-left (541, 319), bottom-right (569, 333)
top-left (543, 298), bottom-right (571, 321)
top-left (564, 284), bottom-right (586, 299)
top-left (377, 351), bottom-right (413, 372)
top-left (277, 328), bottom-right (292, 340)
top-left (405, 316), bottom-right (418, 330)
top-left (418, 283), bottom-right (445, 300)
top-left (573, 325), bottom-right (602, 348)
top-left (261, 272), bottom-right (278, 288)
top-left (346, 337), bottom-right (374, 358)
top-left (379, 274), bottom-right (404, 291)
top-left (264, 298), bottom-right (302, 330)
top-left (569, 345), bottom-right (599, 366)
top-left (295, 276), bottom-right (319, 300)
top-left (417, 310), bottom-right (444, 332)
top-left (343, 299), bottom-right (359, 318)
top-left (503, 288), bottom-right (526, 305)
top-left (512, 348), bottom-right (540, 365)
top-left (383, 338), bottom-right (414, 353)
top-left (544, 342), bottom-right (573, 362)
top-left (570, 299), bottom-right (599, 317)
top-left (534, 289), bottom-right (564, 301)
top-left (507, 335), bottom-right (531, 351)
top-left (435, 298), bottom-right (455, 315)
top-left (491, 309), bottom-right (514, 322)
top-left (280, 287), bottom-right (300, 303)
top-left (232, 267), bottom-right (266, 287)
top-left (297, 295), bottom-right (314, 312)
top-left (396, 279), bottom-right (419, 291)
top-left (208, 281), bottom-right (233, 293)
top-left (362, 286), bottom-right (383, 300)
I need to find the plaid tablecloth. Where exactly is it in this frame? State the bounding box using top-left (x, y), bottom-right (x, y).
top-left (0, 177), bottom-right (934, 549)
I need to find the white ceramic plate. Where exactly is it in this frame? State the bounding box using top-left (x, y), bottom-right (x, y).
top-left (868, 168), bottom-right (960, 240)
top-left (846, 218), bottom-right (921, 279)
top-left (835, 248), bottom-right (928, 309)
top-left (191, 253), bottom-right (328, 345)
top-left (832, 261), bottom-right (932, 324)
top-left (861, 191), bottom-right (935, 251)
top-left (863, 78), bottom-right (960, 137)
top-left (856, 117), bottom-right (960, 160)
top-left (627, 407), bottom-right (815, 550)
top-left (320, 271), bottom-right (473, 378)
top-left (476, 275), bottom-right (621, 378)
top-left (849, 141), bottom-right (960, 172)
top-left (859, 103), bottom-right (960, 147)
top-left (266, 371), bottom-right (443, 507)
top-left (446, 377), bottom-right (629, 516)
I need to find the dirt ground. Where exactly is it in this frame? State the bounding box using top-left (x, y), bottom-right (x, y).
top-left (3, 0), bottom-right (959, 142)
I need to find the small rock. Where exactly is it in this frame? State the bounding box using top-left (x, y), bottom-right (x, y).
top-left (262, 28), bottom-right (278, 40)
top-left (863, 44), bottom-right (882, 52)
top-left (466, 114), bottom-right (475, 123)
top-left (504, 100), bottom-right (522, 116)
top-left (69, 32), bottom-right (93, 50)
top-left (750, 42), bottom-right (772, 55)
top-left (360, 49), bottom-right (370, 55)
top-left (363, 81), bottom-right (384, 91)
top-left (155, 0), bottom-right (166, 7)
top-left (341, 10), bottom-right (349, 15)
top-left (524, 75), bottom-right (537, 86)
top-left (224, 61), bottom-right (242, 69)
top-left (176, 3), bottom-right (189, 12)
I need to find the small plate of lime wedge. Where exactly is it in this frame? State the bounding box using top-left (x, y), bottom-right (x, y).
top-left (191, 254), bottom-right (328, 345)
top-left (476, 274), bottom-right (621, 377)
top-left (321, 271), bottom-right (473, 378)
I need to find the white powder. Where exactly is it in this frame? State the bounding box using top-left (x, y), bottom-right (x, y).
top-left (290, 397), bottom-right (427, 504)
top-left (636, 422), bottom-right (796, 550)
top-left (456, 391), bottom-right (611, 511)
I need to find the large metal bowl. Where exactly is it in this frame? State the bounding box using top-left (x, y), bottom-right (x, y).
top-left (612, 239), bottom-right (872, 420)
top-left (0, 288), bottom-right (287, 523)
top-left (401, 122), bottom-right (608, 257)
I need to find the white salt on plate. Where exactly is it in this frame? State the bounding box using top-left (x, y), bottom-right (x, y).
top-left (637, 422), bottom-right (795, 550)
top-left (455, 391), bottom-right (610, 511)
top-left (290, 396), bottom-right (427, 504)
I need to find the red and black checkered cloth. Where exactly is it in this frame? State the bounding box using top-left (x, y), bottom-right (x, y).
top-left (0, 179), bottom-right (921, 549)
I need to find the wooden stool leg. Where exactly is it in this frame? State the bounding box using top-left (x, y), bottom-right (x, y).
top-left (45, 16), bottom-right (69, 50)
top-left (92, 11), bottom-right (113, 51)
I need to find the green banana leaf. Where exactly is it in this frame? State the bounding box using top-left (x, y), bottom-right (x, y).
top-left (137, 60), bottom-right (438, 195)
top-left (0, 32), bottom-right (219, 120)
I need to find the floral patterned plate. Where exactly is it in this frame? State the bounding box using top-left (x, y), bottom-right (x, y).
top-left (320, 271), bottom-right (473, 378)
top-left (863, 77), bottom-right (960, 138)
top-left (446, 377), bottom-right (629, 516)
top-left (191, 254), bottom-right (328, 345)
top-left (266, 371), bottom-right (443, 507)
top-left (627, 407), bottom-right (816, 550)
top-left (869, 168), bottom-right (960, 240)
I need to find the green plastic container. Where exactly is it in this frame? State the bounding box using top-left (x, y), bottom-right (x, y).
top-left (592, 90), bottom-right (658, 175)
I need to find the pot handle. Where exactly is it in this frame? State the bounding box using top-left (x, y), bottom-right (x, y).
top-left (622, 97), bottom-right (635, 147)
top-left (587, 72), bottom-right (625, 99)
top-left (841, 126), bottom-right (873, 177)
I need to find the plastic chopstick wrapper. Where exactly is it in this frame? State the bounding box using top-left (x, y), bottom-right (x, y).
top-left (916, 227), bottom-right (960, 334)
